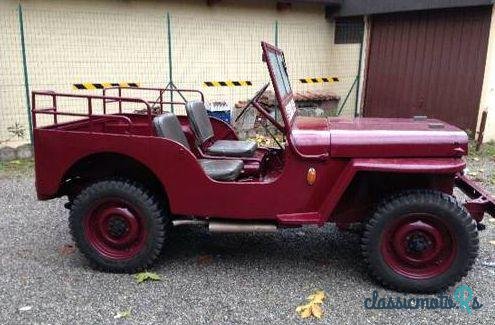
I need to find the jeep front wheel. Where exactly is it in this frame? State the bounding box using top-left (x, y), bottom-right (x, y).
top-left (69, 179), bottom-right (167, 273)
top-left (361, 190), bottom-right (478, 293)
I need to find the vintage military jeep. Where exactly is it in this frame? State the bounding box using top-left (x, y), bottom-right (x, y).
top-left (32, 42), bottom-right (495, 292)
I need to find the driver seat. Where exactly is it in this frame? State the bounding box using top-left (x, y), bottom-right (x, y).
top-left (186, 101), bottom-right (257, 157)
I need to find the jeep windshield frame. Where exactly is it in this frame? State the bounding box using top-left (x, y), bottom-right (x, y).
top-left (261, 42), bottom-right (297, 133)
top-left (261, 42), bottom-right (329, 161)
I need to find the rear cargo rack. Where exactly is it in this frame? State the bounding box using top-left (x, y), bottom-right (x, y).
top-left (31, 87), bottom-right (204, 135)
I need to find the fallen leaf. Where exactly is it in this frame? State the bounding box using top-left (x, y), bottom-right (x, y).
top-left (311, 291), bottom-right (326, 304)
top-left (114, 309), bottom-right (131, 319)
top-left (311, 304), bottom-right (323, 319)
top-left (489, 240), bottom-right (495, 246)
top-left (19, 306), bottom-right (32, 312)
top-left (58, 244), bottom-right (76, 256)
top-left (296, 290), bottom-right (327, 320)
top-left (134, 271), bottom-right (161, 283)
top-left (197, 255), bottom-right (213, 266)
top-left (473, 157), bottom-right (480, 162)
top-left (299, 307), bottom-right (311, 318)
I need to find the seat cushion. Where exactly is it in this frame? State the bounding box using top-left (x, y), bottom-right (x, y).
top-left (206, 140), bottom-right (258, 157)
top-left (186, 101), bottom-right (214, 145)
top-left (199, 159), bottom-right (244, 181)
top-left (153, 113), bottom-right (191, 150)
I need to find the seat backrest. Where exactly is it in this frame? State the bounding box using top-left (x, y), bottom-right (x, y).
top-left (185, 101), bottom-right (214, 145)
top-left (153, 113), bottom-right (191, 150)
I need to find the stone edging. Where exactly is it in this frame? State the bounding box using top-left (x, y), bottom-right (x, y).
top-left (0, 144), bottom-right (33, 161)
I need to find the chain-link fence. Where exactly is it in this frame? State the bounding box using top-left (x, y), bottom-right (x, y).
top-left (0, 3), bottom-right (364, 144)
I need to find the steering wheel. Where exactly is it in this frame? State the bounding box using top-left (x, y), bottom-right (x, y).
top-left (235, 83), bottom-right (270, 123)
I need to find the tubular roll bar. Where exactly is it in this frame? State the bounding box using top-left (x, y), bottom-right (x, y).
top-left (31, 91), bottom-right (154, 134)
top-left (102, 86), bottom-right (205, 114)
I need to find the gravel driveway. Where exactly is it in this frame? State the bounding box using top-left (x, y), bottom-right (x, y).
top-left (0, 175), bottom-right (494, 324)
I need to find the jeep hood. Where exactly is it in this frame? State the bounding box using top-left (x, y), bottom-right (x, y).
top-left (291, 116), bottom-right (468, 158)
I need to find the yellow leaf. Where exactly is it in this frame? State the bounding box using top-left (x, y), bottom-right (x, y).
top-left (297, 290), bottom-right (327, 319)
top-left (296, 303), bottom-right (311, 313)
top-left (300, 307), bottom-right (312, 319)
top-left (311, 304), bottom-right (323, 319)
top-left (134, 271), bottom-right (161, 283)
top-left (114, 309), bottom-right (131, 319)
top-left (311, 290), bottom-right (326, 304)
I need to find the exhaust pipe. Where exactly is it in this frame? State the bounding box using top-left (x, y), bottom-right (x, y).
top-left (208, 221), bottom-right (277, 233)
top-left (172, 219), bottom-right (277, 233)
top-left (172, 219), bottom-right (208, 227)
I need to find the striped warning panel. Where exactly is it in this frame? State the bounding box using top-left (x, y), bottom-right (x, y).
top-left (299, 77), bottom-right (339, 84)
top-left (203, 81), bottom-right (252, 87)
top-left (73, 82), bottom-right (140, 90)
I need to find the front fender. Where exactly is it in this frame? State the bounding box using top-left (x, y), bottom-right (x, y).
top-left (318, 158), bottom-right (466, 221)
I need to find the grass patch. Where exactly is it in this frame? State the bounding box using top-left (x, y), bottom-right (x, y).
top-left (468, 140), bottom-right (495, 159)
top-left (0, 159), bottom-right (34, 178)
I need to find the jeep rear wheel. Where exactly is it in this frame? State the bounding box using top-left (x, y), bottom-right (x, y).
top-left (69, 179), bottom-right (167, 273)
top-left (361, 190), bottom-right (478, 293)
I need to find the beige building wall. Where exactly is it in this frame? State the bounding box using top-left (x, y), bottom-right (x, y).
top-left (0, 0), bottom-right (361, 142)
top-left (479, 5), bottom-right (495, 142)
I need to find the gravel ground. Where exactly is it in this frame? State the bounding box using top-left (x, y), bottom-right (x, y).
top-left (0, 170), bottom-right (494, 324)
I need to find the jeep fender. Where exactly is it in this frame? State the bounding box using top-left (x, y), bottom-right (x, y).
top-left (318, 158), bottom-right (466, 222)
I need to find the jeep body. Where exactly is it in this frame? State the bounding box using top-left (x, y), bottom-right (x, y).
top-left (32, 42), bottom-right (495, 292)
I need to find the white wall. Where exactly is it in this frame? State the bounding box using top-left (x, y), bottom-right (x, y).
top-left (0, 0), bottom-right (361, 142)
top-left (479, 5), bottom-right (495, 142)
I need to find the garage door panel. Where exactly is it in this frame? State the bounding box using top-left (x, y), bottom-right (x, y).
top-left (364, 6), bottom-right (492, 132)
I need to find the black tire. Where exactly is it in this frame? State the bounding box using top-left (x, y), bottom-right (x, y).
top-left (69, 178), bottom-right (168, 273)
top-left (361, 190), bottom-right (478, 293)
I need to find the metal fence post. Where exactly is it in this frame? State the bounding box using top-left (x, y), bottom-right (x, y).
top-left (354, 22), bottom-right (365, 117)
top-left (18, 4), bottom-right (33, 143)
top-left (274, 20), bottom-right (279, 47)
top-left (167, 12), bottom-right (174, 113)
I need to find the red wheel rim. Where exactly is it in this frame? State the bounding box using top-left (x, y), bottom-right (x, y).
top-left (380, 213), bottom-right (457, 279)
top-left (84, 198), bottom-right (147, 260)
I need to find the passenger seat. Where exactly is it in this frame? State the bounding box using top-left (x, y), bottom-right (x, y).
top-left (186, 101), bottom-right (258, 157)
top-left (153, 113), bottom-right (244, 181)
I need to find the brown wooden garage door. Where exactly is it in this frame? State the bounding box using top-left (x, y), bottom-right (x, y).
top-left (363, 6), bottom-right (492, 133)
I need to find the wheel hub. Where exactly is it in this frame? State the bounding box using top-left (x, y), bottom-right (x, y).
top-left (406, 233), bottom-right (431, 253)
top-left (84, 199), bottom-right (147, 260)
top-left (381, 213), bottom-right (456, 279)
top-left (108, 216), bottom-right (129, 238)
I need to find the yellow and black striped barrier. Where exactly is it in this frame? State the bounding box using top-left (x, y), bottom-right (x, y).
top-left (73, 82), bottom-right (140, 90)
top-left (203, 81), bottom-right (252, 87)
top-left (299, 77), bottom-right (339, 84)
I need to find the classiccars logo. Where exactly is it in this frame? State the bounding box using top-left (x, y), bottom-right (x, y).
top-left (364, 285), bottom-right (483, 313)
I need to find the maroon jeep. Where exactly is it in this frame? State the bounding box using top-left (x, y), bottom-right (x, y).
top-left (32, 42), bottom-right (495, 292)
